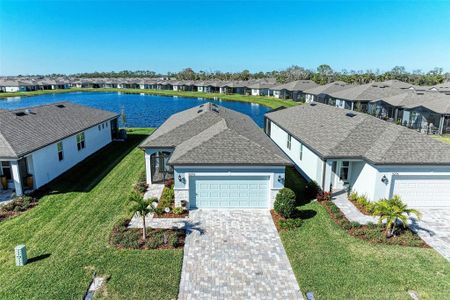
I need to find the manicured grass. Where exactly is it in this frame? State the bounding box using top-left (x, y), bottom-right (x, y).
top-left (282, 172), bottom-right (450, 299)
top-left (0, 129), bottom-right (183, 299)
top-left (433, 135), bottom-right (450, 145)
top-left (0, 88), bottom-right (298, 109)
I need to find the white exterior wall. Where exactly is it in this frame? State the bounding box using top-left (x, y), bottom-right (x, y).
top-left (5, 86), bottom-right (20, 92)
top-left (350, 161), bottom-right (378, 200)
top-left (30, 121), bottom-right (113, 189)
top-left (269, 121), bottom-right (324, 185)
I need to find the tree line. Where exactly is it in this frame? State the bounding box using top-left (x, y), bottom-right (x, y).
top-left (17, 65), bottom-right (449, 86)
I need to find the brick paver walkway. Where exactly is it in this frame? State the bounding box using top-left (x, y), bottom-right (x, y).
top-left (178, 209), bottom-right (303, 300)
top-left (331, 192), bottom-right (378, 224)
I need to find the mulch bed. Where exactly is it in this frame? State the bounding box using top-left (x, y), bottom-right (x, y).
top-left (153, 210), bottom-right (189, 219)
top-left (319, 200), bottom-right (429, 248)
top-left (110, 218), bottom-right (185, 250)
top-left (0, 197), bottom-right (39, 222)
top-left (348, 198), bottom-right (372, 215)
top-left (270, 209), bottom-right (286, 232)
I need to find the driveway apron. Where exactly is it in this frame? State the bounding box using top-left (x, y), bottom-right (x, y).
top-left (178, 209), bottom-right (303, 300)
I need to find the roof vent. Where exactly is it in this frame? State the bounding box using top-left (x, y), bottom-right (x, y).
top-left (346, 112), bottom-right (357, 118)
top-left (212, 103), bottom-right (218, 107)
top-left (15, 112), bottom-right (26, 116)
top-left (56, 104), bottom-right (65, 108)
top-left (197, 109), bottom-right (203, 113)
top-left (310, 103), bottom-right (317, 106)
top-left (199, 104), bottom-right (204, 108)
top-left (212, 108), bottom-right (219, 113)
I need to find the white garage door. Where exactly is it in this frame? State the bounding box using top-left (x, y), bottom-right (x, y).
top-left (391, 175), bottom-right (450, 208)
top-left (190, 176), bottom-right (269, 208)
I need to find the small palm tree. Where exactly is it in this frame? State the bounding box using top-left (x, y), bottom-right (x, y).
top-left (129, 192), bottom-right (157, 239)
top-left (372, 195), bottom-right (421, 238)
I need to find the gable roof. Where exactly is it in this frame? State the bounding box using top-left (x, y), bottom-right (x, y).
top-left (140, 103), bottom-right (291, 166)
top-left (0, 102), bottom-right (118, 159)
top-left (376, 91), bottom-right (450, 114)
top-left (303, 81), bottom-right (353, 96)
top-left (272, 80), bottom-right (319, 92)
top-left (328, 82), bottom-right (406, 101)
top-left (265, 103), bottom-right (450, 165)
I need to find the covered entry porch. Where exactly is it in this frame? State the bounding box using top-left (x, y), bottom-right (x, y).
top-left (0, 157), bottom-right (34, 198)
top-left (144, 149), bottom-right (174, 185)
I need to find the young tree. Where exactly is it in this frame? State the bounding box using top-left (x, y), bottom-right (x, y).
top-left (129, 192), bottom-right (157, 239)
top-left (372, 195), bottom-right (421, 238)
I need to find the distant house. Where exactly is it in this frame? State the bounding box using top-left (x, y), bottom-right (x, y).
top-left (265, 103), bottom-right (450, 208)
top-left (304, 81), bottom-right (352, 104)
top-left (0, 102), bottom-right (119, 196)
top-left (248, 82), bottom-right (276, 96)
top-left (370, 91), bottom-right (450, 134)
top-left (271, 80), bottom-right (318, 101)
top-left (140, 103), bottom-right (291, 209)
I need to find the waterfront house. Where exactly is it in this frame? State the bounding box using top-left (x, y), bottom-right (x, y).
top-left (0, 102), bottom-right (119, 196)
top-left (271, 80), bottom-right (319, 101)
top-left (265, 103), bottom-right (450, 208)
top-left (140, 103), bottom-right (291, 209)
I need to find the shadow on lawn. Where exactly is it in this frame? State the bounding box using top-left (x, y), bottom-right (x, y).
top-left (32, 134), bottom-right (149, 198)
top-left (294, 209), bottom-right (317, 220)
top-left (27, 253), bottom-right (51, 264)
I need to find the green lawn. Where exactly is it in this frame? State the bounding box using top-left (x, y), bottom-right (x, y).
top-left (0, 88), bottom-right (297, 109)
top-left (0, 129), bottom-right (183, 299)
top-left (282, 170), bottom-right (450, 299)
top-left (433, 135), bottom-right (450, 145)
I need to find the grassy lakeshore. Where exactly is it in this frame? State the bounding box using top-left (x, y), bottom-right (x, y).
top-left (433, 135), bottom-right (450, 145)
top-left (0, 129), bottom-right (184, 299)
top-left (0, 88), bottom-right (298, 109)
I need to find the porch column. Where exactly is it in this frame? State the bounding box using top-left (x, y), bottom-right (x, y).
top-left (144, 151), bottom-right (152, 185)
top-left (439, 115), bottom-right (445, 135)
top-left (10, 160), bottom-right (23, 196)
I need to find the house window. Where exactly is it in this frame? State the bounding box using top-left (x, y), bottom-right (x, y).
top-left (57, 142), bottom-right (64, 161)
top-left (98, 125), bottom-right (101, 131)
top-left (76, 132), bottom-right (86, 151)
top-left (339, 161), bottom-right (350, 181)
top-left (287, 134), bottom-right (292, 150)
top-left (102, 123), bottom-right (105, 129)
top-left (299, 143), bottom-right (303, 160)
top-left (105, 122), bottom-right (108, 127)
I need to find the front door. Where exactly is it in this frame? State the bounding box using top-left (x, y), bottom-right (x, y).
top-left (333, 161), bottom-right (350, 190)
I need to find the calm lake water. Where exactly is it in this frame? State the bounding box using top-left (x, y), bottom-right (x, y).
top-left (0, 92), bottom-right (271, 127)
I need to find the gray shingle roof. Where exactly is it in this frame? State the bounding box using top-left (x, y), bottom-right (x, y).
top-left (328, 82), bottom-right (406, 101)
top-left (140, 103), bottom-right (291, 166)
top-left (272, 80), bottom-right (319, 92)
top-left (0, 102), bottom-right (118, 159)
top-left (375, 91), bottom-right (450, 114)
top-left (265, 103), bottom-right (450, 165)
top-left (303, 81), bottom-right (353, 95)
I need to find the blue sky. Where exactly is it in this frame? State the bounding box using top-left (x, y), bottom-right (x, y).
top-left (1, 0), bottom-right (449, 75)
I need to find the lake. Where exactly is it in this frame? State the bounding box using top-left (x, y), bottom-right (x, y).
top-left (0, 92), bottom-right (271, 127)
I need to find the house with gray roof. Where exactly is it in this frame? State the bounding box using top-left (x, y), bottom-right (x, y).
top-left (265, 103), bottom-right (450, 208)
top-left (369, 91), bottom-right (450, 134)
top-left (271, 80), bottom-right (319, 101)
top-left (304, 81), bottom-right (353, 104)
top-left (140, 103), bottom-right (291, 209)
top-left (0, 102), bottom-right (118, 197)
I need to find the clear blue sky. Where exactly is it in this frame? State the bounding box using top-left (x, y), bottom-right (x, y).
top-left (1, 0), bottom-right (449, 75)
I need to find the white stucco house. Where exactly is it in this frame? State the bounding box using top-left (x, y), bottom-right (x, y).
top-left (0, 102), bottom-right (119, 196)
top-left (265, 103), bottom-right (450, 208)
top-left (140, 103), bottom-right (291, 209)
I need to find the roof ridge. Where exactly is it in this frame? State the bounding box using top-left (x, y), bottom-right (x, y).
top-left (168, 119), bottom-right (228, 163)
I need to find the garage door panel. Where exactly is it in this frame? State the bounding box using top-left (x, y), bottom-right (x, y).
top-left (191, 176), bottom-right (269, 208)
top-left (392, 175), bottom-right (450, 208)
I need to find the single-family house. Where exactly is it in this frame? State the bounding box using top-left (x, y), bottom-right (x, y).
top-left (0, 102), bottom-right (119, 196)
top-left (271, 80), bottom-right (319, 101)
top-left (140, 103), bottom-right (291, 209)
top-left (265, 103), bottom-right (450, 208)
top-left (248, 82), bottom-right (276, 96)
top-left (304, 81), bottom-right (352, 104)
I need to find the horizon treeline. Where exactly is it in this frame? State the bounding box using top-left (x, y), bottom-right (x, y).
top-left (13, 65), bottom-right (449, 86)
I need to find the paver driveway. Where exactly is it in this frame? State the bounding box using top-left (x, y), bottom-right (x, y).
top-left (411, 209), bottom-right (450, 262)
top-left (178, 209), bottom-right (303, 300)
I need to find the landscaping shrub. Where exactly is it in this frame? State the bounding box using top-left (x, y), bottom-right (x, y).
top-left (134, 171), bottom-right (148, 194)
top-left (173, 207), bottom-right (184, 215)
top-left (279, 218), bottom-right (303, 230)
top-left (159, 186), bottom-right (174, 209)
top-left (0, 196), bottom-right (35, 213)
top-left (164, 178), bottom-right (174, 188)
top-left (350, 221), bottom-right (361, 228)
top-left (316, 191), bottom-right (331, 202)
top-left (274, 188), bottom-right (296, 218)
top-left (305, 181), bottom-right (321, 202)
top-left (154, 207), bottom-right (164, 216)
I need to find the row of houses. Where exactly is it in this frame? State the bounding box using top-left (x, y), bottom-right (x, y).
top-left (1, 77), bottom-right (449, 134)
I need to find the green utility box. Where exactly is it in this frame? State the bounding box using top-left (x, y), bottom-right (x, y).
top-left (15, 244), bottom-right (27, 266)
